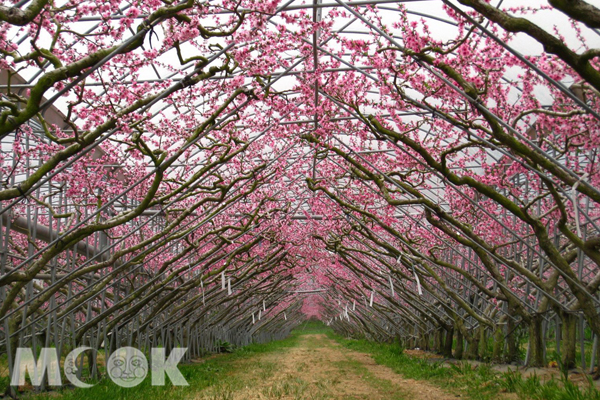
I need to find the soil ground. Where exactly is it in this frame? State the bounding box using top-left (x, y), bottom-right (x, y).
top-left (193, 334), bottom-right (459, 400)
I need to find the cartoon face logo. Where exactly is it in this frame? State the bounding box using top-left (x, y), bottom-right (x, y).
top-left (107, 347), bottom-right (148, 387)
top-left (64, 346), bottom-right (94, 388)
top-left (65, 357), bottom-right (77, 376)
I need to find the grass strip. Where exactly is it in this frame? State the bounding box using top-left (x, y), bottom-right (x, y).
top-left (328, 331), bottom-right (600, 400)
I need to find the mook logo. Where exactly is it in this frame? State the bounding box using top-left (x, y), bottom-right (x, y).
top-left (10, 346), bottom-right (189, 388)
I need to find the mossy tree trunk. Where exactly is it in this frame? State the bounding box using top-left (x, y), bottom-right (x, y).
top-left (492, 325), bottom-right (504, 362)
top-left (527, 315), bottom-right (546, 367)
top-left (478, 326), bottom-right (488, 360)
top-left (561, 312), bottom-right (577, 369)
top-left (465, 330), bottom-right (480, 360)
top-left (443, 327), bottom-right (454, 358)
top-left (455, 329), bottom-right (464, 359)
top-left (434, 329), bottom-right (443, 354)
top-left (506, 312), bottom-right (518, 363)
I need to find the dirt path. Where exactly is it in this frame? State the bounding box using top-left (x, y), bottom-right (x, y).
top-left (194, 334), bottom-right (458, 400)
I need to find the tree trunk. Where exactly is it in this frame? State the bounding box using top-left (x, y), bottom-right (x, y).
top-left (396, 333), bottom-right (405, 350)
top-left (506, 313), bottom-right (518, 363)
top-left (465, 331), bottom-right (480, 360)
top-left (527, 315), bottom-right (546, 367)
top-left (478, 327), bottom-right (488, 360)
top-left (561, 312), bottom-right (577, 369)
top-left (419, 332), bottom-right (429, 350)
top-left (434, 329), bottom-right (443, 354)
top-left (443, 327), bottom-right (454, 358)
top-left (455, 329), bottom-right (464, 359)
top-left (492, 326), bottom-right (504, 362)
top-left (595, 335), bottom-right (600, 379)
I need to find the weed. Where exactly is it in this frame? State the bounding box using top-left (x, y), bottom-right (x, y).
top-left (214, 340), bottom-right (235, 354)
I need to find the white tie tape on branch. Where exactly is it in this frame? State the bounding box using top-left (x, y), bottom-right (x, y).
top-left (201, 280), bottom-right (205, 305)
top-left (263, 300), bottom-right (266, 312)
top-left (221, 271), bottom-right (226, 290)
top-left (399, 254), bottom-right (423, 296)
top-left (227, 278), bottom-right (232, 295)
top-left (571, 173), bottom-right (588, 238)
top-left (252, 313), bottom-right (255, 324)
top-left (369, 290), bottom-right (374, 307)
top-left (258, 310), bottom-right (262, 320)
top-left (411, 265), bottom-right (423, 295)
top-left (389, 275), bottom-right (395, 297)
top-left (353, 300), bottom-right (356, 311)
top-left (284, 312), bottom-right (287, 321)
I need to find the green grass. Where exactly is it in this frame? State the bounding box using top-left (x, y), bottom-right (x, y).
top-left (10, 322), bottom-right (328, 399)
top-left (328, 331), bottom-right (600, 400)
top-left (499, 369), bottom-right (600, 400)
top-left (294, 320), bottom-right (332, 335)
top-left (332, 357), bottom-right (405, 400)
top-left (10, 321), bottom-right (600, 400)
top-left (261, 374), bottom-right (311, 399)
top-left (16, 330), bottom-right (302, 400)
top-left (542, 339), bottom-right (595, 369)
